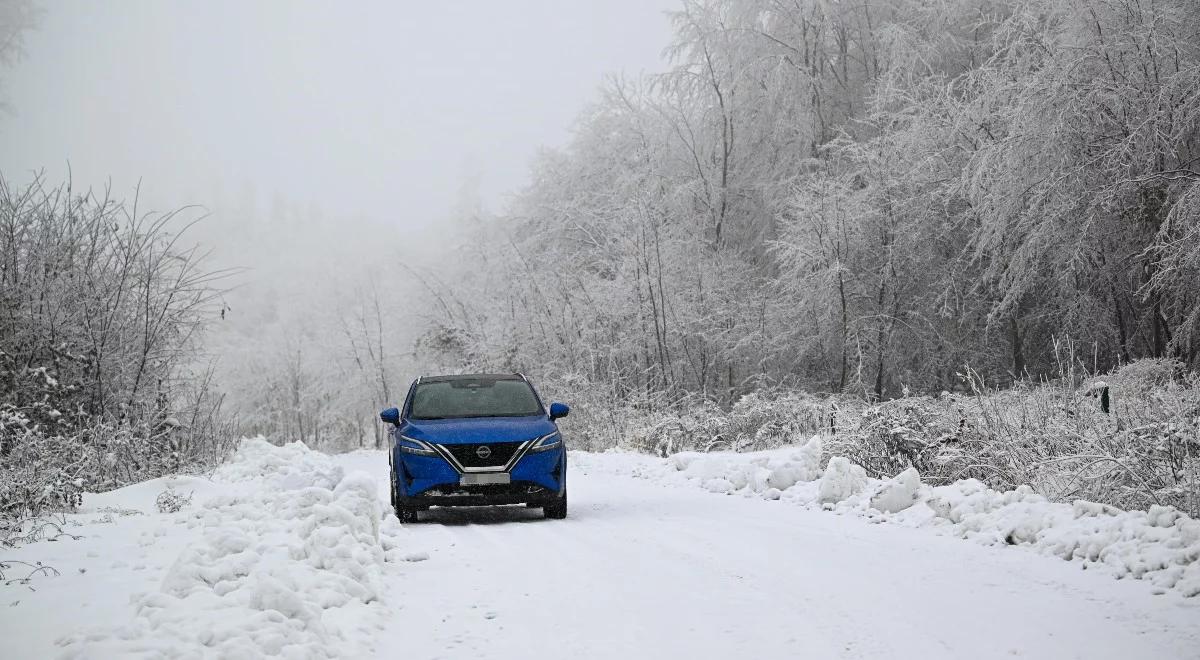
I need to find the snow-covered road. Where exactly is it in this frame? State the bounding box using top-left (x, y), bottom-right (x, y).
top-left (334, 450), bottom-right (1200, 660)
top-left (4, 442), bottom-right (1198, 659)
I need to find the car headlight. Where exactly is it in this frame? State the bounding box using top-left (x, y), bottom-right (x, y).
top-left (397, 435), bottom-right (438, 457)
top-left (527, 431), bottom-right (562, 454)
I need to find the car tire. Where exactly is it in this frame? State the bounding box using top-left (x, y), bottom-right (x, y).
top-left (389, 470), bottom-right (397, 508)
top-left (544, 491), bottom-right (567, 519)
top-left (397, 504), bottom-right (419, 523)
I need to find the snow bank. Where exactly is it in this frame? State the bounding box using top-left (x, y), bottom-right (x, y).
top-left (216, 437), bottom-right (346, 491)
top-left (926, 481), bottom-right (1200, 597)
top-left (591, 435), bottom-right (1200, 598)
top-left (56, 438), bottom-right (414, 658)
top-left (663, 435), bottom-right (826, 497)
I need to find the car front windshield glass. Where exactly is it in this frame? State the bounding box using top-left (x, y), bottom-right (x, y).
top-left (409, 378), bottom-right (543, 420)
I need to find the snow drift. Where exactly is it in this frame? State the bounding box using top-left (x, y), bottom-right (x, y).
top-left (575, 436), bottom-right (1200, 598)
top-left (56, 438), bottom-right (413, 658)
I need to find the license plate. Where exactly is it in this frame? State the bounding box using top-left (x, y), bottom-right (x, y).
top-left (460, 473), bottom-right (510, 486)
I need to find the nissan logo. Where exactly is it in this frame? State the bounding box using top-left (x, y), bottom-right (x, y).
top-left (475, 445), bottom-right (492, 459)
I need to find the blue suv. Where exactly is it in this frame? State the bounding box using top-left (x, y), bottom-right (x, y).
top-left (380, 374), bottom-right (569, 522)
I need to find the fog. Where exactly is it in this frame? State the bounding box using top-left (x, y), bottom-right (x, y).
top-left (1, 0), bottom-right (676, 239)
top-left (7, 0), bottom-right (1195, 454)
top-left (0, 0), bottom-right (680, 440)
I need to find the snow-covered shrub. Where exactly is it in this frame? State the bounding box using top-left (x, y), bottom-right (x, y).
top-left (154, 487), bottom-right (193, 514)
top-left (821, 361), bottom-right (1200, 517)
top-left (622, 390), bottom-right (836, 456)
top-left (828, 396), bottom-right (968, 481)
top-left (608, 358), bottom-right (1197, 518)
top-left (625, 397), bottom-right (725, 457)
top-left (967, 369), bottom-right (1200, 517)
top-left (1, 429), bottom-right (88, 545)
top-left (1108, 358), bottom-right (1187, 395)
top-left (533, 373), bottom-right (649, 452)
top-left (0, 178), bottom-right (234, 543)
top-left (710, 391), bottom-right (832, 451)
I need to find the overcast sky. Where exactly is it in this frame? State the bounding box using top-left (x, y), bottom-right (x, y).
top-left (0, 0), bottom-right (678, 233)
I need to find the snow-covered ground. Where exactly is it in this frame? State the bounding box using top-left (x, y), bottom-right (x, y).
top-left (3, 440), bottom-right (1200, 659)
top-left (1, 440), bottom-right (425, 659)
top-left (612, 437), bottom-right (1200, 597)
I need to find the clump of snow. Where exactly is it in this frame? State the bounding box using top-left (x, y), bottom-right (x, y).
top-left (703, 477), bottom-right (735, 494)
top-left (685, 456), bottom-right (731, 481)
top-left (817, 457), bottom-right (866, 505)
top-left (667, 435), bottom-right (826, 498)
top-left (869, 467), bottom-right (921, 513)
top-left (214, 437), bottom-right (345, 491)
top-left (56, 438), bottom-right (411, 658)
top-left (1082, 380), bottom-right (1109, 396)
top-left (668, 452), bottom-right (703, 472)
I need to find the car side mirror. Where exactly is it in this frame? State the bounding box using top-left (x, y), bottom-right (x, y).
top-left (380, 407), bottom-right (400, 425)
top-left (549, 402), bottom-right (570, 421)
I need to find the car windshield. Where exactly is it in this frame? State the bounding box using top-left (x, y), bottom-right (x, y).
top-left (409, 378), bottom-right (543, 420)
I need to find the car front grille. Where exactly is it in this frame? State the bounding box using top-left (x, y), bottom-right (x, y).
top-left (440, 441), bottom-right (523, 469)
top-left (423, 483), bottom-right (547, 497)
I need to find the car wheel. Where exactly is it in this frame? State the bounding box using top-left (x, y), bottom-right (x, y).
top-left (397, 504), bottom-right (419, 523)
top-left (544, 491), bottom-right (567, 519)
top-left (389, 471), bottom-right (397, 508)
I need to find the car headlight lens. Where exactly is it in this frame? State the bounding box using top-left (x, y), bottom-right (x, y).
top-left (527, 431), bottom-right (562, 454)
top-left (397, 435), bottom-right (438, 457)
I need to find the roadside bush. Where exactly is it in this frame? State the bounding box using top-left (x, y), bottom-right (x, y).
top-left (827, 395), bottom-right (970, 480)
top-left (533, 373), bottom-right (643, 452)
top-left (588, 359), bottom-right (1199, 518)
top-left (712, 391), bottom-right (833, 451)
top-left (619, 389), bottom-right (844, 456)
top-left (0, 176), bottom-right (233, 545)
top-left (822, 361), bottom-right (1200, 517)
top-left (626, 397), bottom-right (724, 457)
top-left (154, 486), bottom-right (193, 514)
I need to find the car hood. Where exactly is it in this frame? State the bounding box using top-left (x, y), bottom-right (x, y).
top-left (400, 416), bottom-right (556, 446)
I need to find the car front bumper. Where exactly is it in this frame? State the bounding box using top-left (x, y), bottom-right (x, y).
top-left (406, 481), bottom-right (561, 507)
top-left (394, 445), bottom-right (565, 506)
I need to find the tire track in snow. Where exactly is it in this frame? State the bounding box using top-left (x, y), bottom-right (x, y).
top-left (342, 451), bottom-right (1200, 660)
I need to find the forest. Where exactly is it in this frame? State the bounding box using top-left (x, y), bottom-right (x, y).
top-left (423, 0), bottom-right (1200, 405)
top-left (403, 0), bottom-right (1200, 515)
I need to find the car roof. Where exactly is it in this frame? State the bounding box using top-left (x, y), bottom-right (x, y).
top-left (418, 373), bottom-right (524, 384)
